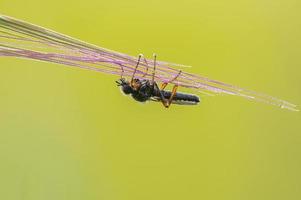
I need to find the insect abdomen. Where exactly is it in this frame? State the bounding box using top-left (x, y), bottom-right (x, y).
top-left (161, 91), bottom-right (200, 103)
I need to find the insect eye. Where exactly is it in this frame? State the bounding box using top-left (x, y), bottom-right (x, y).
top-left (122, 85), bottom-right (133, 94)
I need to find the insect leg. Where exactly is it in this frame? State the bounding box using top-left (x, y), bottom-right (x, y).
top-left (160, 70), bottom-right (182, 90)
top-left (160, 82), bottom-right (168, 90)
top-left (153, 82), bottom-right (170, 108)
top-left (141, 55), bottom-right (150, 78)
top-left (165, 85), bottom-right (179, 108)
top-left (154, 82), bottom-right (179, 108)
top-left (130, 54), bottom-right (142, 85)
top-left (119, 64), bottom-right (125, 79)
top-left (151, 53), bottom-right (157, 84)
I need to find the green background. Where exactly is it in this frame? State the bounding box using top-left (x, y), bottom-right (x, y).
top-left (0, 0), bottom-right (300, 200)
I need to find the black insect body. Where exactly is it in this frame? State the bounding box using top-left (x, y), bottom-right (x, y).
top-left (116, 54), bottom-right (200, 108)
top-left (160, 90), bottom-right (200, 104)
top-left (130, 79), bottom-right (154, 102)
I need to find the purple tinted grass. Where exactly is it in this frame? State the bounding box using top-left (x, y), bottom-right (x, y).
top-left (0, 15), bottom-right (298, 111)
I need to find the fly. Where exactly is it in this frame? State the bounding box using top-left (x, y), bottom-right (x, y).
top-left (116, 54), bottom-right (200, 108)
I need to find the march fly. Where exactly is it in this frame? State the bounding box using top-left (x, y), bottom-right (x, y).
top-left (116, 54), bottom-right (200, 108)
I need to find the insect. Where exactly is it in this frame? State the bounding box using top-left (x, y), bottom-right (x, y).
top-left (116, 54), bottom-right (200, 107)
top-left (0, 15), bottom-right (298, 111)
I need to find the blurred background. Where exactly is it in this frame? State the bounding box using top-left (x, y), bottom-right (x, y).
top-left (0, 0), bottom-right (300, 200)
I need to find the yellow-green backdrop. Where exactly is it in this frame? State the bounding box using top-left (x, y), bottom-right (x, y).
top-left (0, 0), bottom-right (300, 200)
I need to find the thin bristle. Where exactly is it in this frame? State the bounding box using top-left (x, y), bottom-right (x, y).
top-left (0, 14), bottom-right (298, 111)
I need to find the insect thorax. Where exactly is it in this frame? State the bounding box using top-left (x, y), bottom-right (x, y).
top-left (131, 79), bottom-right (154, 102)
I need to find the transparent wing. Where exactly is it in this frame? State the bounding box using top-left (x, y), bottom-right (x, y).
top-left (0, 15), bottom-right (298, 111)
